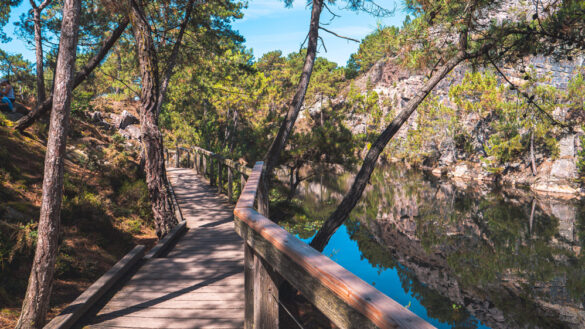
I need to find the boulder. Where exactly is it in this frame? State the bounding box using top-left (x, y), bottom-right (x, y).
top-left (559, 135), bottom-right (575, 158)
top-left (550, 158), bottom-right (577, 180)
top-left (452, 164), bottom-right (468, 178)
top-left (118, 110), bottom-right (139, 129)
top-left (120, 125), bottom-right (141, 140)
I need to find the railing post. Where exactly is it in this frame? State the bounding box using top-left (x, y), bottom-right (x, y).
top-left (175, 148), bottom-right (180, 168)
top-left (227, 166), bottom-right (233, 202)
top-left (202, 155), bottom-right (207, 179)
top-left (209, 156), bottom-right (215, 186)
top-left (244, 244), bottom-right (255, 329)
top-left (253, 246), bottom-right (282, 329)
top-left (217, 160), bottom-right (223, 194)
top-left (194, 151), bottom-right (200, 174)
top-left (197, 152), bottom-right (203, 175)
top-left (240, 171), bottom-right (246, 195)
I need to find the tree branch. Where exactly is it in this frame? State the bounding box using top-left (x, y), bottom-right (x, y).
top-left (15, 18), bottom-right (130, 131)
top-left (318, 26), bottom-right (359, 42)
top-left (156, 0), bottom-right (197, 116)
top-left (488, 57), bottom-right (569, 128)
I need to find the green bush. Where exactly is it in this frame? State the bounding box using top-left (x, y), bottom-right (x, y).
top-left (117, 179), bottom-right (152, 220)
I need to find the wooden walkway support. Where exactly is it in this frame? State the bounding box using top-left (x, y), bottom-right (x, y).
top-left (83, 168), bottom-right (245, 328)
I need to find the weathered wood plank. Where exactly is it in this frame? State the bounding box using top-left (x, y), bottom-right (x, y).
top-left (87, 316), bottom-right (243, 329)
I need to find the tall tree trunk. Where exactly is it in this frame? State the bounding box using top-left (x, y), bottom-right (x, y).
top-left (14, 18), bottom-right (129, 131)
top-left (257, 0), bottom-right (323, 216)
top-left (310, 52), bottom-right (467, 252)
top-left (15, 0), bottom-right (81, 327)
top-left (129, 0), bottom-right (177, 238)
top-left (30, 0), bottom-right (52, 105)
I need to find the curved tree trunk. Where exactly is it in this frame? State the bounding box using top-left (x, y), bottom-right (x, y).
top-left (258, 0), bottom-right (323, 216)
top-left (310, 52), bottom-right (467, 252)
top-left (15, 0), bottom-right (81, 327)
top-left (129, 0), bottom-right (177, 238)
top-left (15, 19), bottom-right (129, 131)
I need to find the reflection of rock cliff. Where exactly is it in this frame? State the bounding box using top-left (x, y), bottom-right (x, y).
top-left (354, 177), bottom-right (584, 329)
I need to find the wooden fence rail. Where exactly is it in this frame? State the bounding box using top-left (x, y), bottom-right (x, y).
top-left (167, 146), bottom-right (252, 203)
top-left (166, 146), bottom-right (435, 329)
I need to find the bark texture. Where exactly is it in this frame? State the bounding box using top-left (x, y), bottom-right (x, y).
top-left (258, 0), bottom-right (323, 216)
top-left (15, 19), bottom-right (129, 131)
top-left (129, 0), bottom-right (177, 238)
top-left (310, 52), bottom-right (467, 252)
top-left (15, 0), bottom-right (81, 327)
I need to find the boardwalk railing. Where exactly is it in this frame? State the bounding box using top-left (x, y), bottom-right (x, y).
top-left (167, 146), bottom-right (435, 329)
top-left (166, 146), bottom-right (252, 202)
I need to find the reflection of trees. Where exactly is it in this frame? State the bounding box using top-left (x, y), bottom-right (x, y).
top-left (284, 164), bottom-right (585, 329)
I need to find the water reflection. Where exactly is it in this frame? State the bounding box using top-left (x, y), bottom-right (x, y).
top-left (278, 165), bottom-right (585, 329)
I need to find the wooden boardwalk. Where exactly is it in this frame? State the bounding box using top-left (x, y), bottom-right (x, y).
top-left (85, 168), bottom-right (245, 329)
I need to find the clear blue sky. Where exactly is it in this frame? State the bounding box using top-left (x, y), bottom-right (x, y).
top-left (233, 0), bottom-right (407, 65)
top-left (2, 0), bottom-right (407, 67)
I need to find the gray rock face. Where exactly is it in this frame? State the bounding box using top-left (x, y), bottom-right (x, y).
top-left (118, 110), bottom-right (140, 129)
top-left (550, 159), bottom-right (577, 180)
top-left (559, 135), bottom-right (576, 158)
top-left (120, 125), bottom-right (141, 140)
top-left (89, 111), bottom-right (103, 123)
top-left (439, 149), bottom-right (455, 166)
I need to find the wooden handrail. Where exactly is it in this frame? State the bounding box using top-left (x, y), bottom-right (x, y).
top-left (234, 162), bottom-right (436, 329)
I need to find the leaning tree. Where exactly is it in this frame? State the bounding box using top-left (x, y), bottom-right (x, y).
top-left (310, 0), bottom-right (585, 251)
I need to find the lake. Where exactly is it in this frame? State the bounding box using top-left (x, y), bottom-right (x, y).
top-left (275, 164), bottom-right (585, 329)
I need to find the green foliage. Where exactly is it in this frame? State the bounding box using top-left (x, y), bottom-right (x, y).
top-left (116, 180), bottom-right (152, 220)
top-left (346, 25), bottom-right (399, 78)
top-left (0, 50), bottom-right (36, 102)
top-left (577, 132), bottom-right (585, 181)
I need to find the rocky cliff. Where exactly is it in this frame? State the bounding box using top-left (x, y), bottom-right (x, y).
top-left (337, 53), bottom-right (585, 198)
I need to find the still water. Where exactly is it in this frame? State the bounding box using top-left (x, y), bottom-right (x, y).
top-left (276, 165), bottom-right (585, 329)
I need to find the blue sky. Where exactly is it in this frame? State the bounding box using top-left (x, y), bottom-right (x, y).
top-left (233, 0), bottom-right (406, 65)
top-left (2, 0), bottom-right (407, 67)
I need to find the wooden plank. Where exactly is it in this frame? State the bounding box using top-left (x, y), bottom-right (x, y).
top-left (143, 221), bottom-right (186, 259)
top-left (103, 299), bottom-right (244, 309)
top-left (119, 276), bottom-right (244, 292)
top-left (95, 307), bottom-right (243, 319)
top-left (113, 285), bottom-right (245, 299)
top-left (44, 245), bottom-right (146, 329)
top-left (87, 315), bottom-right (243, 329)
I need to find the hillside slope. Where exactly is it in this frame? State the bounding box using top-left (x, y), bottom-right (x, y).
top-left (0, 104), bottom-right (156, 328)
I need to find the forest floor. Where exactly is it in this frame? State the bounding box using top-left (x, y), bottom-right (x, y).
top-left (0, 106), bottom-right (157, 328)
